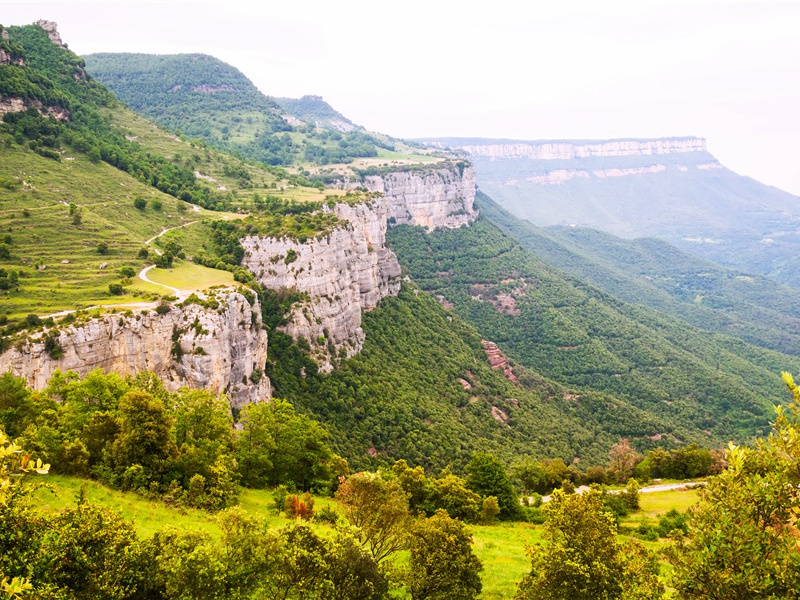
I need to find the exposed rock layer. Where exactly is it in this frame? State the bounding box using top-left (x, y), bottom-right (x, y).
top-left (0, 291), bottom-right (269, 407)
top-left (361, 165), bottom-right (478, 230)
top-left (447, 137), bottom-right (706, 160)
top-left (240, 201), bottom-right (402, 370)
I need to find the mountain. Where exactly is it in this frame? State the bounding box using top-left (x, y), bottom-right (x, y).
top-left (3, 21), bottom-right (799, 474)
top-left (388, 213), bottom-right (800, 448)
top-left (83, 52), bottom-right (427, 174)
top-left (420, 136), bottom-right (800, 284)
top-left (477, 193), bottom-right (800, 358)
top-left (273, 95), bottom-right (359, 132)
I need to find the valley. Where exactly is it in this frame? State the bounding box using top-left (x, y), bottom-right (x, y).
top-left (1, 17), bottom-right (798, 600)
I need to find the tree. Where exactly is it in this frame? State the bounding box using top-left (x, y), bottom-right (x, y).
top-left (335, 472), bottom-right (410, 563)
top-left (406, 509), bottom-right (482, 600)
top-left (466, 452), bottom-right (521, 520)
top-left (111, 390), bottom-right (177, 484)
top-left (666, 372), bottom-right (800, 599)
top-left (512, 458), bottom-right (548, 495)
top-left (515, 487), bottom-right (662, 600)
top-left (608, 438), bottom-right (641, 483)
top-left (234, 399), bottom-right (332, 491)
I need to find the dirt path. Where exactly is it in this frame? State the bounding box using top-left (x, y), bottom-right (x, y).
top-left (136, 221), bottom-right (197, 298)
top-left (40, 222), bottom-right (198, 319)
top-left (539, 481), bottom-right (706, 503)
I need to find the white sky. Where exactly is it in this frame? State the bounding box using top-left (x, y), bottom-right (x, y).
top-left (3, 0), bottom-right (800, 195)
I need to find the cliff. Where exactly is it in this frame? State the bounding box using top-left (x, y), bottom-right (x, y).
top-left (429, 137), bottom-right (706, 160)
top-left (240, 201), bottom-right (402, 370)
top-left (360, 164), bottom-right (478, 230)
top-left (0, 290), bottom-right (270, 408)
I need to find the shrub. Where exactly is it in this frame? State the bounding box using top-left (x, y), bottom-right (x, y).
top-left (108, 283), bottom-right (124, 295)
top-left (97, 242), bottom-right (109, 255)
top-left (133, 197), bottom-right (146, 210)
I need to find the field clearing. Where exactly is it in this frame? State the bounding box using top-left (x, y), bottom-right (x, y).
top-left (144, 261), bottom-right (234, 291)
top-left (29, 475), bottom-right (697, 598)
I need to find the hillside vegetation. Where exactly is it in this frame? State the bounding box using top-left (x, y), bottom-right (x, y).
top-left (83, 52), bottom-right (432, 176)
top-left (478, 192), bottom-right (800, 357)
top-left (388, 215), bottom-right (800, 445)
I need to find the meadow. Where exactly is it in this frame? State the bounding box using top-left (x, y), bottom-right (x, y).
top-left (33, 475), bottom-right (699, 599)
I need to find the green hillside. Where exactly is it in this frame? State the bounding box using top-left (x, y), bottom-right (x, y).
top-left (388, 214), bottom-right (799, 446)
top-left (270, 283), bottom-right (679, 471)
top-left (274, 94), bottom-right (358, 131)
top-left (83, 52), bottom-right (433, 175)
top-left (477, 192), bottom-right (800, 358)
top-left (0, 23), bottom-right (336, 328)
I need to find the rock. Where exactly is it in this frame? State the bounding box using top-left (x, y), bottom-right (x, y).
top-left (61, 260), bottom-right (69, 264)
top-left (360, 163), bottom-right (478, 230)
top-left (34, 20), bottom-right (66, 47)
top-left (99, 262), bottom-right (108, 270)
top-left (37, 265), bottom-right (46, 271)
top-left (0, 290), bottom-right (270, 409)
top-left (482, 340), bottom-right (518, 384)
top-left (452, 137), bottom-right (707, 160)
top-left (240, 200), bottom-right (401, 371)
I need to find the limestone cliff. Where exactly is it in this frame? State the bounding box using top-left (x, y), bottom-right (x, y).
top-left (0, 290), bottom-right (269, 408)
top-left (437, 137), bottom-right (706, 160)
top-left (360, 163), bottom-right (478, 230)
top-left (240, 201), bottom-right (401, 370)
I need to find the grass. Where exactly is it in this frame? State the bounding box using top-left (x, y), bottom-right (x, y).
top-left (143, 261), bottom-right (234, 291)
top-left (29, 475), bottom-right (700, 598)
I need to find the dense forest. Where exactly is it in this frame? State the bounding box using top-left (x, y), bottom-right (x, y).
top-left (388, 216), bottom-right (800, 444)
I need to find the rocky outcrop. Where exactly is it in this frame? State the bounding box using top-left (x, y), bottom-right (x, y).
top-left (0, 97), bottom-right (70, 120)
top-left (482, 340), bottom-right (518, 384)
top-left (453, 137), bottom-right (706, 160)
top-left (0, 291), bottom-right (269, 408)
top-left (240, 201), bottom-right (401, 370)
top-left (361, 164), bottom-right (478, 230)
top-left (34, 20), bottom-right (66, 48)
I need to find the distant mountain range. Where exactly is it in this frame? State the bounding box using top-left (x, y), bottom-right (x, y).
top-left (420, 136), bottom-right (800, 285)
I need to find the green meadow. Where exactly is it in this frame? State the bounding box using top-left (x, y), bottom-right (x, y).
top-left (33, 475), bottom-right (699, 599)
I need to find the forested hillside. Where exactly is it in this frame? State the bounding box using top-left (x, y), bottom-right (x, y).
top-left (478, 192), bottom-right (800, 357)
top-left (388, 214), bottom-right (799, 445)
top-left (84, 53), bottom-right (411, 170)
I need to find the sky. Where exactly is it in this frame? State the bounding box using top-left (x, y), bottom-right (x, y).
top-left (3, 0), bottom-right (800, 194)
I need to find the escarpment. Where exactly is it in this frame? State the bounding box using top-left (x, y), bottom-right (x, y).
top-left (360, 163), bottom-right (478, 230)
top-left (239, 162), bottom-right (477, 369)
top-left (240, 201), bottom-right (402, 371)
top-left (0, 291), bottom-right (269, 408)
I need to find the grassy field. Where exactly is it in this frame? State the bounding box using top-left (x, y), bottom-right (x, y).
top-left (143, 261), bottom-right (234, 292)
top-left (31, 475), bottom-right (699, 598)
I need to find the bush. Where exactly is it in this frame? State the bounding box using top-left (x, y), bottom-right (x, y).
top-left (108, 283), bottom-right (124, 295)
top-left (152, 200), bottom-right (163, 211)
top-left (133, 197), bottom-right (146, 210)
top-left (120, 266), bottom-right (136, 278)
top-left (97, 242), bottom-right (108, 255)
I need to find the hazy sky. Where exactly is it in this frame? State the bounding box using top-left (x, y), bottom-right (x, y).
top-left (3, 1), bottom-right (800, 195)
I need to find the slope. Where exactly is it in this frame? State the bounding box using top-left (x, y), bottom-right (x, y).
top-left (268, 282), bottom-right (684, 471)
top-left (83, 52), bottom-right (432, 175)
top-left (388, 214), bottom-right (800, 448)
top-left (421, 137), bottom-right (800, 284)
top-left (477, 192), bottom-right (800, 358)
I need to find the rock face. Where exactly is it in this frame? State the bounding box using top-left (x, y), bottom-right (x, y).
top-left (0, 291), bottom-right (270, 408)
top-left (34, 20), bottom-right (66, 48)
top-left (0, 97), bottom-right (70, 120)
top-left (240, 201), bottom-right (401, 370)
top-left (361, 164), bottom-right (478, 230)
top-left (443, 137), bottom-right (706, 160)
top-left (482, 340), bottom-right (518, 384)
